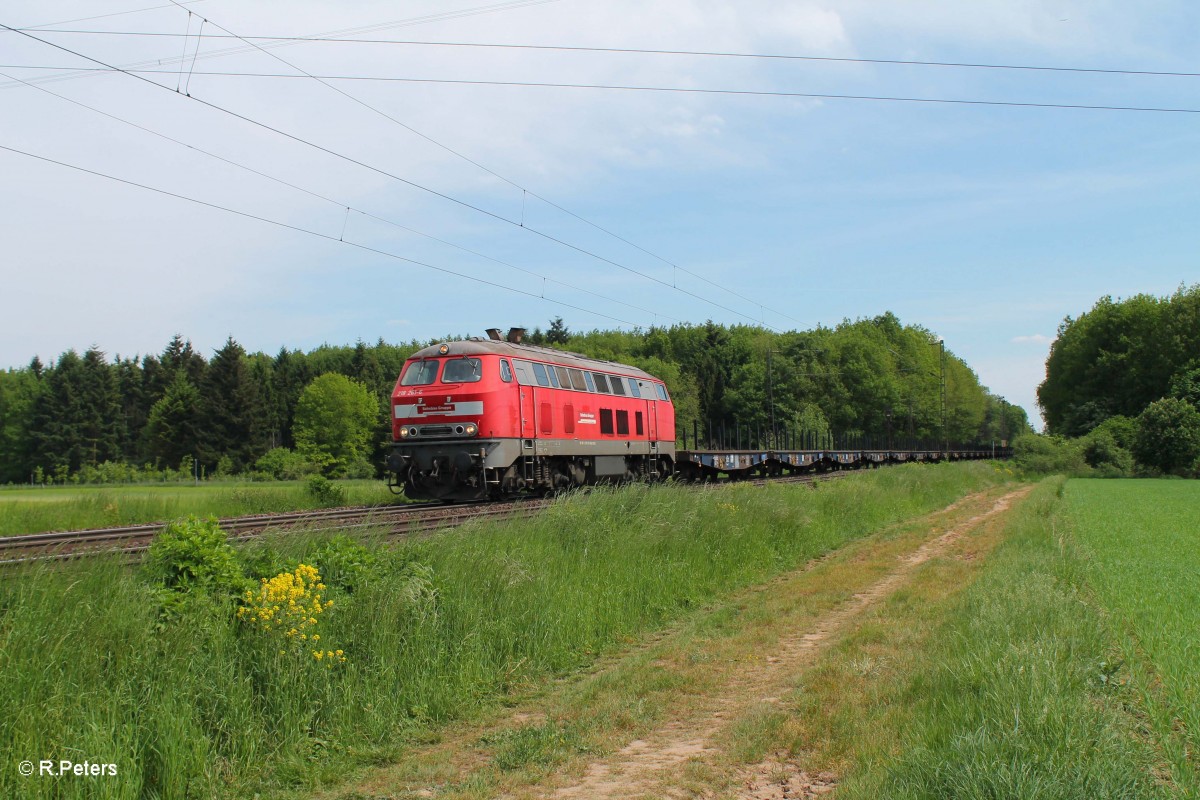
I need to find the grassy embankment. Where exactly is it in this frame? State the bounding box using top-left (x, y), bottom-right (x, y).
top-left (0, 462), bottom-right (1005, 800)
top-left (0, 480), bottom-right (397, 536)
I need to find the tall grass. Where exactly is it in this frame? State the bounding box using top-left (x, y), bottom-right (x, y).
top-left (0, 480), bottom-right (397, 535)
top-left (837, 478), bottom-right (1171, 800)
top-left (0, 463), bottom-right (1005, 799)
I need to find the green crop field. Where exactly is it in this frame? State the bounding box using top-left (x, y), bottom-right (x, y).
top-left (1066, 479), bottom-right (1200, 796)
top-left (0, 481), bottom-right (400, 536)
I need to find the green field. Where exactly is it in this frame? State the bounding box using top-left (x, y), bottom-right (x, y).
top-left (1066, 479), bottom-right (1200, 796)
top-left (0, 480), bottom-right (400, 536)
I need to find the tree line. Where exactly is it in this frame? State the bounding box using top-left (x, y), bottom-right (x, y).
top-left (0, 314), bottom-right (1028, 485)
top-left (1036, 284), bottom-right (1200, 476)
top-left (0, 335), bottom-right (415, 484)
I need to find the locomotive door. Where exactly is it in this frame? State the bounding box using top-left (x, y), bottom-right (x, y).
top-left (645, 399), bottom-right (658, 441)
top-left (519, 385), bottom-right (536, 439)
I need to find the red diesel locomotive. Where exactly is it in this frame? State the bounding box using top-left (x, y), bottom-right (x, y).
top-left (386, 328), bottom-right (676, 501)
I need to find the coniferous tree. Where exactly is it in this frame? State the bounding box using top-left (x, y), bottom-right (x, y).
top-left (113, 355), bottom-right (148, 463)
top-left (199, 337), bottom-right (254, 470)
top-left (0, 368), bottom-right (43, 483)
top-left (145, 372), bottom-right (203, 470)
top-left (76, 347), bottom-right (123, 467)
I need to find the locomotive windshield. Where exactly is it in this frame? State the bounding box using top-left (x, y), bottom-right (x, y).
top-left (442, 358), bottom-right (482, 383)
top-left (401, 360), bottom-right (439, 386)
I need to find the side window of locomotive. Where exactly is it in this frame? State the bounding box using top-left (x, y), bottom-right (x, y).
top-left (442, 358), bottom-right (482, 383)
top-left (655, 383), bottom-right (669, 401)
top-left (592, 373), bottom-right (610, 393)
top-left (401, 359), bottom-right (440, 386)
top-left (567, 369), bottom-right (587, 391)
top-left (628, 379), bottom-right (641, 398)
top-left (584, 372), bottom-right (597, 393)
top-left (555, 366), bottom-right (572, 389)
top-left (500, 359), bottom-right (513, 383)
top-left (512, 359), bottom-right (536, 386)
top-left (531, 362), bottom-right (551, 387)
top-left (610, 376), bottom-right (626, 396)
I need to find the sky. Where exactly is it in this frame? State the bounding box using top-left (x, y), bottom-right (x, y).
top-left (2, 0), bottom-right (1198, 428)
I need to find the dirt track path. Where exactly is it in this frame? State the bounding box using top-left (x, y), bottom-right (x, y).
top-left (540, 486), bottom-right (1033, 800)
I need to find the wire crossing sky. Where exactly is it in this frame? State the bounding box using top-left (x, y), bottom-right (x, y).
top-left (2, 0), bottom-right (1198, 428)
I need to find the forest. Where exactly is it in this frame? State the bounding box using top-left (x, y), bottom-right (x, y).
top-left (0, 313), bottom-right (1028, 485)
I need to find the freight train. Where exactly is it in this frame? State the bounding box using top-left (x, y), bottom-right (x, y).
top-left (385, 328), bottom-right (1000, 501)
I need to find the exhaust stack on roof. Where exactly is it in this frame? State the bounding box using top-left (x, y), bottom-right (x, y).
top-left (507, 327), bottom-right (526, 344)
top-left (485, 328), bottom-right (502, 341)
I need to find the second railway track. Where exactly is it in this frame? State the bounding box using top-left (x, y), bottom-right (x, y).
top-left (0, 470), bottom-right (850, 564)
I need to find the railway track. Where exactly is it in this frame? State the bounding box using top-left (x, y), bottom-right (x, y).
top-left (0, 469), bottom-right (854, 564)
top-left (0, 500), bottom-right (551, 564)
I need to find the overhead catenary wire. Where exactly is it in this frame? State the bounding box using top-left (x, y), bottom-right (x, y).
top-left (0, 66), bottom-right (681, 324)
top-left (11, 64), bottom-right (1197, 115)
top-left (3, 0), bottom-right (563, 88)
top-left (160, 0), bottom-right (802, 328)
top-left (20, 1), bottom-right (206, 31)
top-left (0, 142), bottom-right (645, 329)
top-left (20, 30), bottom-right (1200, 80)
top-left (2, 21), bottom-right (787, 332)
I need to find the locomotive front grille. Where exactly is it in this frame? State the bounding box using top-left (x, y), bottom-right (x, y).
top-left (419, 426), bottom-right (454, 437)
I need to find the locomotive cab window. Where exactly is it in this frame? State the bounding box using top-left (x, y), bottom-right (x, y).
top-left (628, 380), bottom-right (641, 398)
top-left (500, 359), bottom-right (513, 383)
top-left (401, 360), bottom-right (439, 386)
top-left (655, 383), bottom-right (669, 401)
top-left (442, 358), bottom-right (482, 383)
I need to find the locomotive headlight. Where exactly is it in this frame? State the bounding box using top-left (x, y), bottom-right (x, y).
top-left (465, 423), bottom-right (478, 436)
top-left (399, 427), bottom-right (410, 438)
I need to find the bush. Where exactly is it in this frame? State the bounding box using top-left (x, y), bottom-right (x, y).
top-left (1080, 429), bottom-right (1133, 477)
top-left (142, 515), bottom-right (249, 604)
top-left (306, 534), bottom-right (381, 593)
top-left (1133, 397), bottom-right (1200, 476)
top-left (306, 474), bottom-right (347, 507)
top-left (1091, 415), bottom-right (1137, 451)
top-left (255, 447), bottom-right (320, 480)
top-left (342, 458), bottom-right (377, 480)
top-left (1013, 434), bottom-right (1087, 476)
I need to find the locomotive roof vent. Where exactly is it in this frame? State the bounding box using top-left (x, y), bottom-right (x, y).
top-left (507, 327), bottom-right (526, 344)
top-left (485, 328), bottom-right (502, 341)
